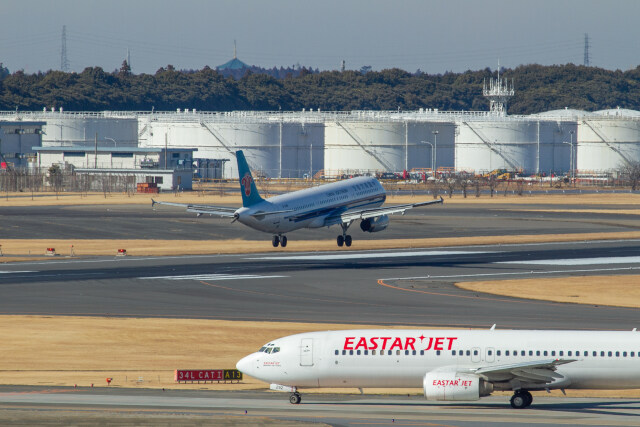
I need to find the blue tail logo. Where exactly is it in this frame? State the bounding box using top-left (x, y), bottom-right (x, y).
top-left (236, 150), bottom-right (264, 207)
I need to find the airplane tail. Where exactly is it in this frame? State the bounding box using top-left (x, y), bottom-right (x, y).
top-left (236, 150), bottom-right (264, 207)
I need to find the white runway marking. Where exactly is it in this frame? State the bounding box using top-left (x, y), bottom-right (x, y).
top-left (139, 274), bottom-right (287, 281)
top-left (0, 271), bottom-right (34, 274)
top-left (248, 250), bottom-right (496, 261)
top-left (498, 256), bottom-right (640, 266)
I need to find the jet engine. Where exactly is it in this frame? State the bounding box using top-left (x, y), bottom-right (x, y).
top-left (359, 215), bottom-right (389, 233)
top-left (423, 371), bottom-right (493, 401)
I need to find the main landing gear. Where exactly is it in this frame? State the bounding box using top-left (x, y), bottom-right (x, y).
top-left (336, 222), bottom-right (353, 248)
top-left (510, 390), bottom-right (533, 409)
top-left (289, 392), bottom-right (301, 404)
top-left (272, 235), bottom-right (287, 248)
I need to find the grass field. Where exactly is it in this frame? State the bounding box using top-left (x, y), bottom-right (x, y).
top-left (0, 315), bottom-right (638, 398)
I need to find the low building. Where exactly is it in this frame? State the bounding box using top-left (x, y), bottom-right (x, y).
top-left (0, 121), bottom-right (44, 169)
top-left (34, 146), bottom-right (196, 191)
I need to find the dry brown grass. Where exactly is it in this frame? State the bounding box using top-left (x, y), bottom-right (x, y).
top-left (456, 275), bottom-right (640, 308)
top-left (1, 190), bottom-right (639, 207)
top-left (0, 316), bottom-right (411, 391)
top-left (3, 231), bottom-right (640, 259)
top-left (0, 315), bottom-right (638, 398)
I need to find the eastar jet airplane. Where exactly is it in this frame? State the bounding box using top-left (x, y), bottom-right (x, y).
top-left (236, 327), bottom-right (640, 408)
top-left (152, 150), bottom-right (442, 247)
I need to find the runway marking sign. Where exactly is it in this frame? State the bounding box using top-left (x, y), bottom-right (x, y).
top-left (138, 273), bottom-right (287, 281)
top-left (497, 256), bottom-right (640, 266)
top-left (248, 250), bottom-right (496, 261)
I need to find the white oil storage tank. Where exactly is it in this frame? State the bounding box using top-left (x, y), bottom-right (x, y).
top-left (577, 109), bottom-right (640, 172)
top-left (138, 111), bottom-right (324, 178)
top-left (36, 111), bottom-right (138, 147)
top-left (324, 116), bottom-right (454, 176)
top-left (455, 117), bottom-right (576, 175)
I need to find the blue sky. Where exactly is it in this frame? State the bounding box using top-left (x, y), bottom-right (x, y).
top-left (1, 0), bottom-right (639, 74)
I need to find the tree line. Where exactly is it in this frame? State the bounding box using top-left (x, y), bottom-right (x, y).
top-left (0, 61), bottom-right (639, 114)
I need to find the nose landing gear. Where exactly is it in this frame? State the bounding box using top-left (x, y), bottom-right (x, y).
top-left (289, 392), bottom-right (301, 404)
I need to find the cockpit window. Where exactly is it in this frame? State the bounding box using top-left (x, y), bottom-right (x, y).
top-left (272, 347), bottom-right (280, 354)
top-left (258, 347), bottom-right (267, 352)
top-left (265, 347), bottom-right (273, 354)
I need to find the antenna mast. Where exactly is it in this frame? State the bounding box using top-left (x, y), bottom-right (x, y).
top-left (483, 63), bottom-right (514, 116)
top-left (61, 25), bottom-right (70, 72)
top-left (583, 33), bottom-right (590, 66)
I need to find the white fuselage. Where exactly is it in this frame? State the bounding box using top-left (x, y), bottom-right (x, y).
top-left (237, 329), bottom-right (640, 390)
top-left (234, 176), bottom-right (386, 234)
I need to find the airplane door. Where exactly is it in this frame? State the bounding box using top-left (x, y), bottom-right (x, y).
top-left (300, 338), bottom-right (313, 366)
top-left (485, 347), bottom-right (495, 363)
top-left (471, 347), bottom-right (481, 363)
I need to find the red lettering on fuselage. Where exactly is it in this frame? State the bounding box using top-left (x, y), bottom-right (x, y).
top-left (342, 336), bottom-right (457, 351)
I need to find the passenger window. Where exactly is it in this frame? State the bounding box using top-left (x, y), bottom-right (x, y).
top-left (623, 352), bottom-right (627, 357)
top-left (568, 351), bottom-right (572, 356)
top-left (349, 350), bottom-right (353, 355)
top-left (615, 351), bottom-right (619, 357)
top-left (488, 350), bottom-right (492, 356)
top-left (405, 350), bottom-right (409, 355)
top-left (608, 351), bottom-right (612, 357)
top-left (364, 350), bottom-right (369, 355)
top-left (544, 351), bottom-right (548, 356)
top-left (466, 350), bottom-right (471, 356)
top-left (551, 351), bottom-right (556, 356)
top-left (412, 350), bottom-right (417, 355)
top-left (497, 350), bottom-right (501, 356)
top-left (396, 350), bottom-right (400, 355)
top-left (521, 351), bottom-right (525, 356)
top-left (420, 350), bottom-right (425, 355)
top-left (372, 350), bottom-right (376, 355)
top-left (536, 350), bottom-right (540, 356)
top-left (559, 351), bottom-right (563, 356)
top-left (342, 350), bottom-right (346, 355)
top-left (506, 351), bottom-right (510, 356)
top-left (436, 350), bottom-right (441, 356)
top-left (452, 350), bottom-right (456, 356)
top-left (388, 350), bottom-right (392, 355)
top-left (594, 351), bottom-right (598, 357)
top-left (474, 350), bottom-right (478, 356)
top-left (335, 350), bottom-right (339, 355)
top-left (528, 351), bottom-right (533, 356)
top-left (632, 352), bottom-right (635, 357)
top-left (356, 350), bottom-right (361, 355)
top-left (601, 351), bottom-right (605, 357)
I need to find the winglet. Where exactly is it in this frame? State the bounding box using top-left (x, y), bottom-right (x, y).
top-left (236, 150), bottom-right (264, 207)
top-left (490, 324), bottom-right (496, 331)
top-left (151, 198), bottom-right (157, 207)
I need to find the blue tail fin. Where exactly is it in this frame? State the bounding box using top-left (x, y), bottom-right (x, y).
top-left (236, 150), bottom-right (264, 207)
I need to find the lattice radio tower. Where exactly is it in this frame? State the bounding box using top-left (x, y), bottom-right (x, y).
top-left (61, 25), bottom-right (70, 72)
top-left (583, 33), bottom-right (590, 67)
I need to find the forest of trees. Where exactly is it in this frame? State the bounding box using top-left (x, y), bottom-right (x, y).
top-left (1, 61), bottom-right (639, 114)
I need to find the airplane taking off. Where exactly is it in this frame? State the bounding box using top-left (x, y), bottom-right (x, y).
top-left (152, 150), bottom-right (442, 247)
top-left (237, 328), bottom-right (640, 408)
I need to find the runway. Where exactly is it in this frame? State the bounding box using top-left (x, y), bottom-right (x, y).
top-left (0, 387), bottom-right (639, 426)
top-left (1, 239), bottom-right (639, 329)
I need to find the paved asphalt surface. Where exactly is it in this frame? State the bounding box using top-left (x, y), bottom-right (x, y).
top-left (1, 201), bottom-right (640, 425)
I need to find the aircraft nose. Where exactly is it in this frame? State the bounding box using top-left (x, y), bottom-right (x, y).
top-left (236, 354), bottom-right (254, 374)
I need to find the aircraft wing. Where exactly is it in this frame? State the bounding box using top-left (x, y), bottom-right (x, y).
top-left (323, 196), bottom-right (444, 227)
top-left (151, 199), bottom-right (237, 218)
top-left (469, 359), bottom-right (576, 385)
